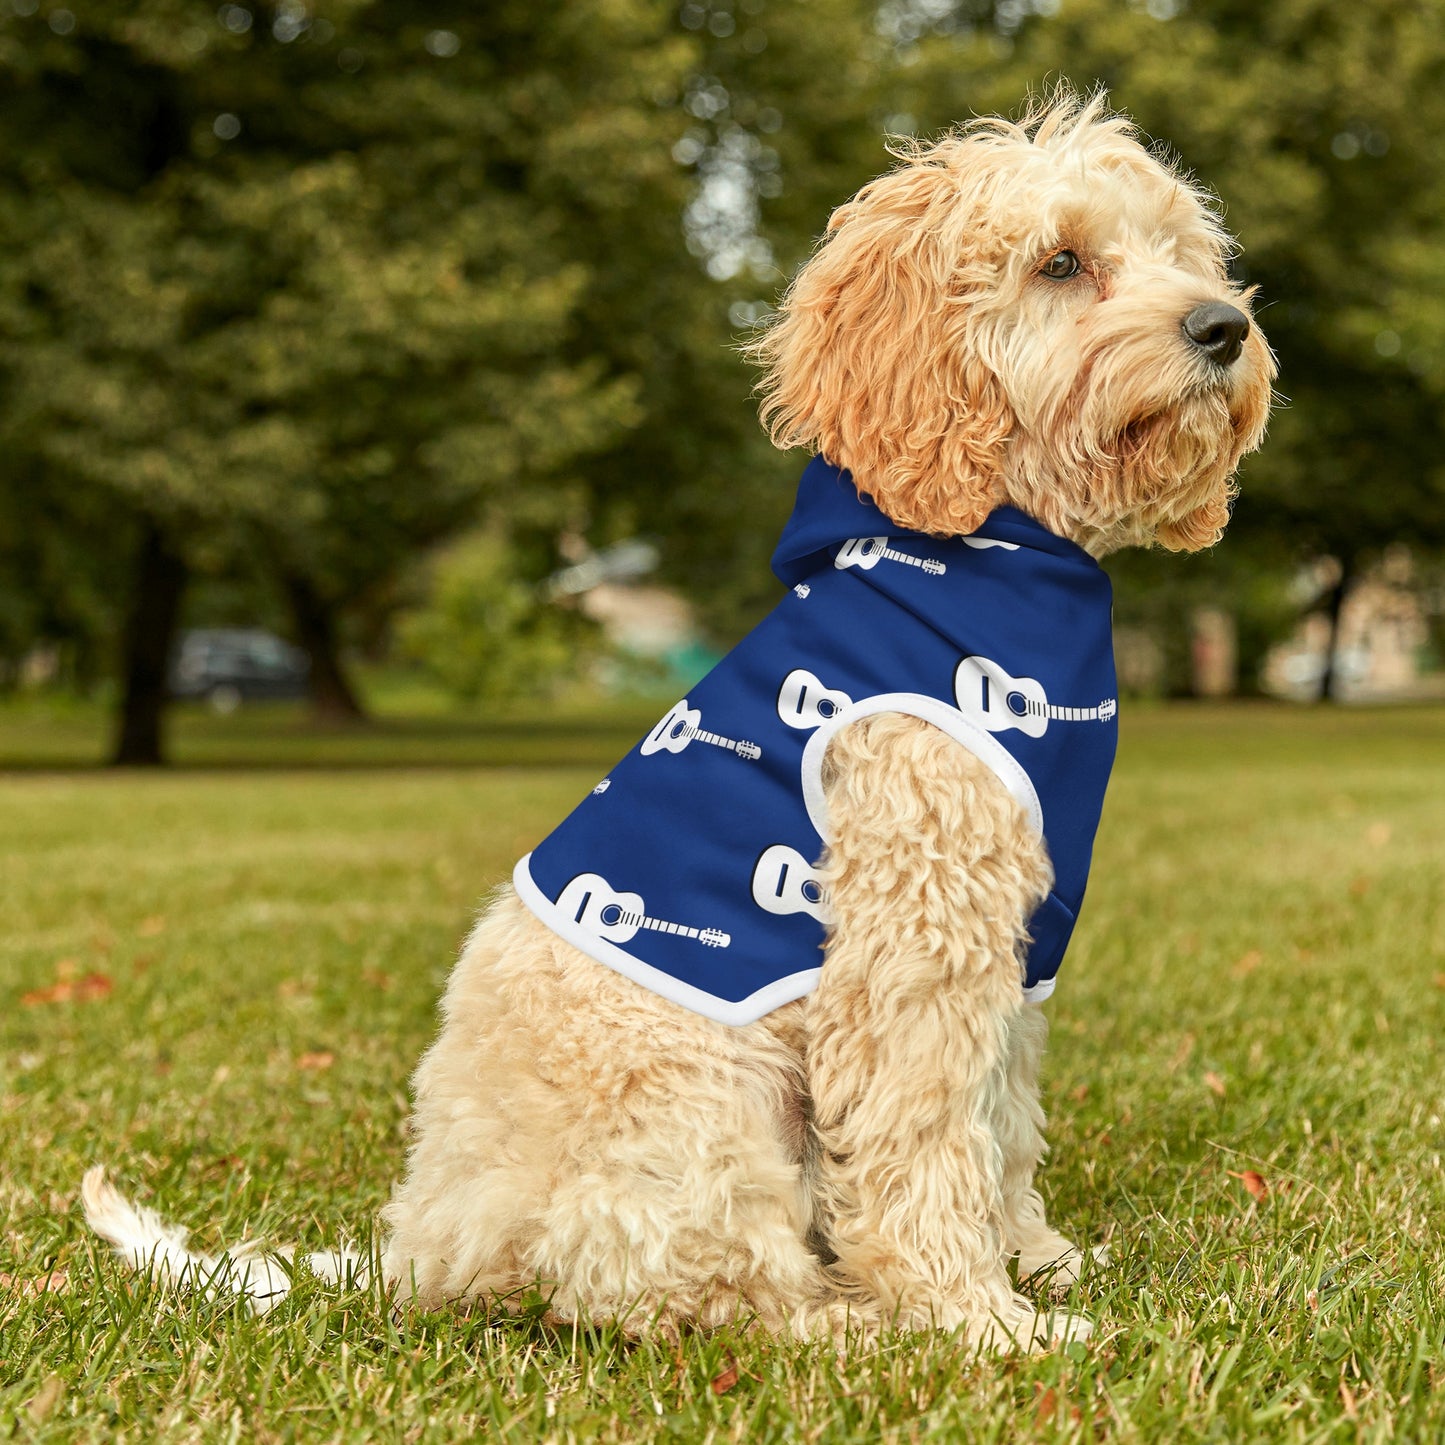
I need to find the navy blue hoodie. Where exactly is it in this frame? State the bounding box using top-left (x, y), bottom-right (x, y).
top-left (514, 456), bottom-right (1118, 1025)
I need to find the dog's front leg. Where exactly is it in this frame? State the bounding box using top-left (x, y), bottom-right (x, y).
top-left (994, 1003), bottom-right (1096, 1290)
top-left (806, 712), bottom-right (1088, 1350)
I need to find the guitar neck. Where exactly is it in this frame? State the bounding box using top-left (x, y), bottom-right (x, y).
top-left (1045, 704), bottom-right (1105, 722)
top-left (635, 914), bottom-right (700, 940)
top-left (883, 547), bottom-right (923, 568)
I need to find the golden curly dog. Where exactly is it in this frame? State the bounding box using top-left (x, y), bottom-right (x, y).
top-left (85, 90), bottom-right (1273, 1351)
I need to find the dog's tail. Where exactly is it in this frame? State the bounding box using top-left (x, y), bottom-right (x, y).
top-left (81, 1165), bottom-right (368, 1315)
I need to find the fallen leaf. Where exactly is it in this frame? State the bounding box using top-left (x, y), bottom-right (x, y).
top-left (1168, 1033), bottom-right (1196, 1072)
top-left (710, 1358), bottom-right (739, 1395)
top-left (1232, 950), bottom-right (1263, 977)
top-left (1034, 1385), bottom-right (1058, 1426)
top-left (1348, 876), bottom-right (1372, 899)
top-left (1433, 973), bottom-right (1445, 990)
top-left (296, 1051), bottom-right (335, 1072)
top-left (1204, 1071), bottom-right (1227, 1098)
top-left (21, 982), bottom-right (70, 1006)
top-left (21, 972), bottom-right (112, 1007)
top-left (1228, 1169), bottom-right (1268, 1201)
top-left (27, 1374), bottom-right (64, 1423)
top-left (138, 915), bottom-right (167, 937)
top-left (0, 1268), bottom-right (69, 1298)
top-left (1070, 1083), bottom-right (1089, 1103)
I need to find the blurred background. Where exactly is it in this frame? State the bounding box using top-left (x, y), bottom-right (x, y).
top-left (2, 0), bottom-right (1444, 766)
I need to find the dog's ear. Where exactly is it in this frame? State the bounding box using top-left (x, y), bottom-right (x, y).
top-left (749, 149), bottom-right (1012, 536)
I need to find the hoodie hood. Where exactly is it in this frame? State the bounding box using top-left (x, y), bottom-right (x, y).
top-left (771, 454), bottom-right (1099, 587)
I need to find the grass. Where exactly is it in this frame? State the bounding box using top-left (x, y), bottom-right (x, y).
top-left (1, 699), bottom-right (1442, 1442)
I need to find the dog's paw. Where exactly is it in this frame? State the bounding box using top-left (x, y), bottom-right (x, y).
top-left (970, 1296), bottom-right (1093, 1353)
top-left (1017, 1239), bottom-right (1110, 1294)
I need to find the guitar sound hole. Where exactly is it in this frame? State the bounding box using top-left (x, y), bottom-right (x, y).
top-left (817, 699), bottom-right (837, 719)
top-left (599, 904), bottom-right (623, 926)
top-left (802, 881), bottom-right (823, 905)
top-left (670, 721), bottom-right (688, 740)
top-left (1007, 692), bottom-right (1029, 717)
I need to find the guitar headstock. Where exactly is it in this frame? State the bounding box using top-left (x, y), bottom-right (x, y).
top-left (737, 742), bottom-right (762, 761)
top-left (699, 929), bottom-right (731, 948)
top-left (921, 559), bottom-right (946, 576)
top-left (1099, 699), bottom-right (1117, 722)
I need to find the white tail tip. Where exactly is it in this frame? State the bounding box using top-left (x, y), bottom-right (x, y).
top-left (81, 1166), bottom-right (368, 1315)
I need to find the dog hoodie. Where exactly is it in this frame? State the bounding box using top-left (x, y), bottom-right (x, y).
top-left (514, 455), bottom-right (1119, 1026)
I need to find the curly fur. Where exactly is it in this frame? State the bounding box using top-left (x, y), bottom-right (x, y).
top-left (85, 87), bottom-right (1273, 1354)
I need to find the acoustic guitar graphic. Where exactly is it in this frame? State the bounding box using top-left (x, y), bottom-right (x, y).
top-left (954, 655), bottom-right (1117, 739)
top-left (776, 668), bottom-right (853, 730)
top-left (751, 845), bottom-right (830, 923)
top-left (835, 537), bottom-right (946, 576)
top-left (558, 872), bottom-right (730, 948)
top-left (641, 700), bottom-right (762, 761)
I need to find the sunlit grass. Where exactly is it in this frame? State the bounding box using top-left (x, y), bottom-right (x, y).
top-left (2, 703), bottom-right (1442, 1441)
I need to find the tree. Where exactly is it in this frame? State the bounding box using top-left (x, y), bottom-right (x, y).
top-left (0, 1), bottom-right (696, 759)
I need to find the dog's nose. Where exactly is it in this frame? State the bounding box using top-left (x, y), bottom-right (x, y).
top-left (1182, 302), bottom-right (1250, 367)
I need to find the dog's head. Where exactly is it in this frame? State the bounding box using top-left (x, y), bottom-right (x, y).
top-left (751, 89), bottom-right (1275, 554)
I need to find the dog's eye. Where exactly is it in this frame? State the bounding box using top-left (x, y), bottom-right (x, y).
top-left (1040, 250), bottom-right (1081, 280)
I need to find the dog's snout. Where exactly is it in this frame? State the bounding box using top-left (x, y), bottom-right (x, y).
top-left (1182, 302), bottom-right (1250, 367)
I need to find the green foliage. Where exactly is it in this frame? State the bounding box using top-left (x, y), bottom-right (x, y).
top-left (397, 532), bottom-right (596, 704)
top-left (3, 0), bottom-right (1445, 701)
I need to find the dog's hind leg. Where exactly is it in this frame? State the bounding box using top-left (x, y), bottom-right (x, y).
top-left (804, 713), bottom-right (1091, 1350)
top-left (993, 1004), bottom-right (1095, 1291)
top-left (383, 893), bottom-right (833, 1339)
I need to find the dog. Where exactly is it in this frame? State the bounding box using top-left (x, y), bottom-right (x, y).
top-left (85, 89), bottom-right (1273, 1351)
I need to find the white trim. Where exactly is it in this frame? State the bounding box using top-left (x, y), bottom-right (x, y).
top-left (798, 692), bottom-right (1045, 841)
top-left (1021, 977), bottom-right (1056, 1004)
top-left (512, 854), bottom-right (822, 1027)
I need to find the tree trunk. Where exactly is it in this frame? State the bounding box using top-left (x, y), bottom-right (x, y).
top-left (283, 572), bottom-right (367, 724)
top-left (111, 521), bottom-right (187, 766)
top-left (1316, 554), bottom-right (1355, 703)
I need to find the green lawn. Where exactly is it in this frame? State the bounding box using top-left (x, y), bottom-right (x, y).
top-left (2, 702), bottom-right (1442, 1442)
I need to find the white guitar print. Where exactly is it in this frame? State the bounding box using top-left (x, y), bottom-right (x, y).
top-left (961, 536), bottom-right (1019, 552)
top-left (641, 700), bottom-right (762, 761)
top-left (954, 655), bottom-right (1117, 739)
top-left (776, 668), bottom-right (853, 730)
top-left (751, 845), bottom-right (830, 923)
top-left (558, 872), bottom-right (730, 948)
top-left (835, 537), bottom-right (946, 576)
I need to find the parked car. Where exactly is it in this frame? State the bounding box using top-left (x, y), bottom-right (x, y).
top-left (169, 629), bottom-right (310, 712)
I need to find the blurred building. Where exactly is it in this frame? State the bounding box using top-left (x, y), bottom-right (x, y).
top-left (1262, 550), bottom-right (1438, 701)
